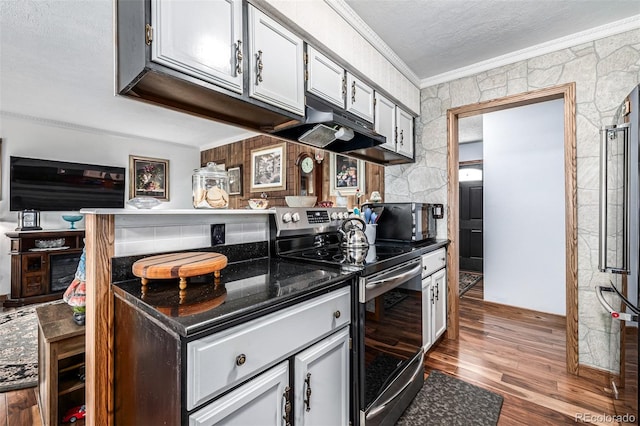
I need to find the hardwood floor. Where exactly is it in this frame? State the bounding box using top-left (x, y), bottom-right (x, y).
top-left (0, 388), bottom-right (41, 426)
top-left (426, 279), bottom-right (638, 425)
top-left (2, 280), bottom-right (636, 425)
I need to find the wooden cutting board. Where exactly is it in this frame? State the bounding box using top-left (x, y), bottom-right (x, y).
top-left (132, 252), bottom-right (228, 290)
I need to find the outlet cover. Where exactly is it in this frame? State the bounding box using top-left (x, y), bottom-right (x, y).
top-left (211, 224), bottom-right (225, 246)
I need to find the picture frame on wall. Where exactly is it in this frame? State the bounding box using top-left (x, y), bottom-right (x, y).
top-left (227, 166), bottom-right (242, 196)
top-left (129, 155), bottom-right (169, 201)
top-left (329, 153), bottom-right (365, 195)
top-left (250, 144), bottom-right (286, 192)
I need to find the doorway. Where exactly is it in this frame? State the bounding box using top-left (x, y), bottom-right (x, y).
top-left (445, 83), bottom-right (578, 374)
top-left (458, 162), bottom-right (483, 273)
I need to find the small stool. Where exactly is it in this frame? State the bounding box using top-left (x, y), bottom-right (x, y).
top-left (132, 252), bottom-right (228, 300)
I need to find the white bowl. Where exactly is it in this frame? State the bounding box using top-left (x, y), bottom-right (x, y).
top-left (127, 196), bottom-right (162, 209)
top-left (248, 199), bottom-right (269, 209)
top-left (285, 196), bottom-right (317, 207)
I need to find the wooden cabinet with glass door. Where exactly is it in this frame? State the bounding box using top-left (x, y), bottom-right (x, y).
top-left (37, 302), bottom-right (86, 426)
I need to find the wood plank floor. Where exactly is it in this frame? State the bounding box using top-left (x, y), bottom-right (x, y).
top-left (2, 279), bottom-right (636, 425)
top-left (426, 279), bottom-right (638, 425)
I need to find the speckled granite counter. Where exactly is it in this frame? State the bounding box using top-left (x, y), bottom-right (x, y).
top-left (112, 257), bottom-right (354, 338)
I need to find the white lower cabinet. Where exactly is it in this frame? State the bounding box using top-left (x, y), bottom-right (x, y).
top-left (189, 361), bottom-right (290, 426)
top-left (188, 287), bottom-right (352, 425)
top-left (421, 249), bottom-right (447, 352)
top-left (294, 327), bottom-right (350, 426)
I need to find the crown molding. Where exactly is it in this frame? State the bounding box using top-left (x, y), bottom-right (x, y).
top-left (419, 14), bottom-right (640, 88)
top-left (325, 0), bottom-right (420, 87)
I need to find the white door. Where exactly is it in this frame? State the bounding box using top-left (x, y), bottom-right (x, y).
top-left (374, 92), bottom-right (396, 151)
top-left (346, 73), bottom-right (374, 122)
top-left (396, 107), bottom-right (414, 158)
top-left (422, 276), bottom-right (434, 351)
top-left (294, 327), bottom-right (350, 426)
top-left (307, 46), bottom-right (345, 108)
top-left (150, 0), bottom-right (243, 94)
top-left (188, 361), bottom-right (290, 426)
top-left (248, 5), bottom-right (305, 116)
top-left (432, 268), bottom-right (447, 341)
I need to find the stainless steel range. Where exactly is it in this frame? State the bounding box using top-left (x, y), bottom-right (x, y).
top-left (272, 206), bottom-right (425, 425)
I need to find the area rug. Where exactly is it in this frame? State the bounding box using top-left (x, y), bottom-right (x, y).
top-left (397, 370), bottom-right (503, 425)
top-left (0, 302), bottom-right (61, 392)
top-left (459, 271), bottom-right (482, 296)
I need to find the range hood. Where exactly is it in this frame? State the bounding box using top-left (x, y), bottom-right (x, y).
top-left (270, 95), bottom-right (388, 157)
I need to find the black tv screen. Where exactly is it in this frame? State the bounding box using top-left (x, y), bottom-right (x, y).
top-left (10, 156), bottom-right (126, 211)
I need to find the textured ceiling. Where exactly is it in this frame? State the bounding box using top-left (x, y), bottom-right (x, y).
top-left (345, 0), bottom-right (640, 81)
top-left (1, 1), bottom-right (639, 149)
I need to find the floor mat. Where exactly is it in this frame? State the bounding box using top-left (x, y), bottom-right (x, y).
top-left (459, 271), bottom-right (482, 296)
top-left (0, 301), bottom-right (63, 392)
top-left (397, 370), bottom-right (503, 425)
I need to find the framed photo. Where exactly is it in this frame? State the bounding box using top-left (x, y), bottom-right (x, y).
top-left (330, 153), bottom-right (365, 195)
top-left (227, 166), bottom-right (242, 196)
top-left (250, 144), bottom-right (286, 192)
top-left (129, 155), bottom-right (169, 201)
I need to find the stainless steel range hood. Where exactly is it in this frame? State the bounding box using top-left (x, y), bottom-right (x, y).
top-left (270, 95), bottom-right (388, 156)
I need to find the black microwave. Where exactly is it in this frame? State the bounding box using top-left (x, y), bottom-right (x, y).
top-left (365, 202), bottom-right (441, 242)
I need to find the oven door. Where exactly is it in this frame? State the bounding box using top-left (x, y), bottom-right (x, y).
top-left (358, 258), bottom-right (424, 425)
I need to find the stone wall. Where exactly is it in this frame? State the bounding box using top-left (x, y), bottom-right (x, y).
top-left (386, 28), bottom-right (640, 373)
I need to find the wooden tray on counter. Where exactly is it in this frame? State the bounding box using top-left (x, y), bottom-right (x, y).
top-left (132, 252), bottom-right (228, 294)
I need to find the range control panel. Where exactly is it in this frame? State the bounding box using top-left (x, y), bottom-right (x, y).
top-left (274, 207), bottom-right (349, 237)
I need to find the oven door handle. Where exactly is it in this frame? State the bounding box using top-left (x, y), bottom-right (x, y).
top-left (362, 262), bottom-right (422, 303)
top-left (366, 353), bottom-right (424, 419)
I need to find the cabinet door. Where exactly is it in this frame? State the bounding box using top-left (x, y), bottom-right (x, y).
top-left (22, 254), bottom-right (46, 297)
top-left (374, 92), bottom-right (396, 151)
top-left (422, 277), bottom-right (434, 351)
top-left (432, 268), bottom-right (447, 341)
top-left (396, 107), bottom-right (414, 158)
top-left (248, 5), bottom-right (305, 115)
top-left (306, 46), bottom-right (345, 108)
top-left (189, 362), bottom-right (289, 426)
top-left (294, 327), bottom-right (350, 426)
top-left (150, 0), bottom-right (243, 94)
top-left (346, 73), bottom-right (374, 122)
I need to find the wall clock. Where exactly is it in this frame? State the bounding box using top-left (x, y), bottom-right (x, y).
top-left (301, 156), bottom-right (314, 174)
top-left (296, 152), bottom-right (321, 196)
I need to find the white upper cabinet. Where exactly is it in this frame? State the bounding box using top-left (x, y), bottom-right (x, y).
top-left (248, 5), bottom-right (305, 116)
top-left (150, 0), bottom-right (243, 94)
top-left (375, 92), bottom-right (414, 159)
top-left (374, 92), bottom-right (396, 151)
top-left (306, 46), bottom-right (346, 108)
top-left (396, 106), bottom-right (414, 158)
top-left (346, 73), bottom-right (374, 122)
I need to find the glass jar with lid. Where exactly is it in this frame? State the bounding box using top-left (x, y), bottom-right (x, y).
top-left (192, 162), bottom-right (230, 208)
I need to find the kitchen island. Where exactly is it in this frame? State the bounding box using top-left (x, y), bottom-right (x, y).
top-left (112, 256), bottom-right (354, 424)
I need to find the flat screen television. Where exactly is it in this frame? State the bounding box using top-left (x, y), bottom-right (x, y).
top-left (10, 156), bottom-right (126, 211)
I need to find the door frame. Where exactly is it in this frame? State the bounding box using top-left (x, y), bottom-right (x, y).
top-left (445, 83), bottom-right (578, 374)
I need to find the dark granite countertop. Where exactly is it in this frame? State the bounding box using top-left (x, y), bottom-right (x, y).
top-left (112, 257), bottom-right (354, 339)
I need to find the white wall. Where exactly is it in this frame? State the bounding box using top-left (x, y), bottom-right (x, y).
top-left (0, 115), bottom-right (200, 297)
top-left (483, 99), bottom-right (566, 315)
top-left (459, 141), bottom-right (483, 162)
